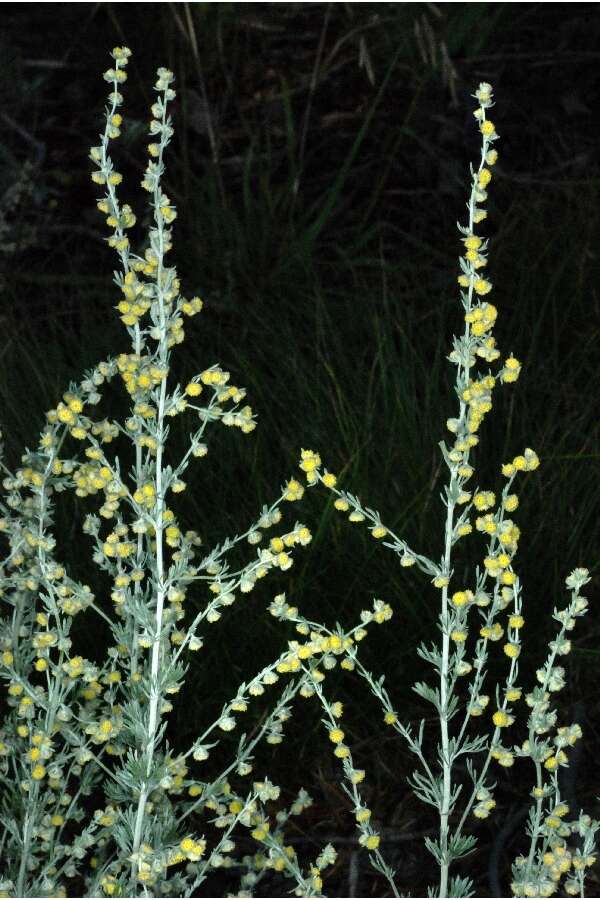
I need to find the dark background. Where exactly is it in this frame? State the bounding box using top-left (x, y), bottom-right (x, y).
top-left (1, 3), bottom-right (599, 896)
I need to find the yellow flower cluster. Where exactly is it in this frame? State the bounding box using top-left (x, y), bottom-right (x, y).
top-left (473, 787), bottom-right (496, 819)
top-left (468, 694), bottom-right (490, 717)
top-left (464, 301), bottom-right (497, 335)
top-left (445, 80), bottom-right (528, 528)
top-left (490, 743), bottom-right (515, 767)
top-left (492, 709), bottom-right (514, 728)
top-left (473, 490), bottom-right (495, 510)
top-left (451, 589), bottom-right (474, 608)
top-left (73, 462), bottom-right (114, 496)
top-left (102, 527), bottom-right (136, 560)
top-left (62, 656), bottom-right (86, 679)
top-left (269, 525), bottom-right (312, 554)
top-left (179, 835), bottom-right (206, 861)
top-left (276, 630), bottom-right (353, 675)
top-left (299, 449), bottom-right (321, 484)
top-left (115, 271), bottom-right (150, 327)
top-left (85, 712), bottom-right (123, 745)
top-left (117, 353), bottom-right (168, 398)
top-left (44, 391), bottom-right (94, 441)
top-left (502, 448), bottom-right (540, 477)
top-left (283, 478), bottom-right (304, 501)
top-left (70, 458), bottom-right (126, 522)
top-left (133, 482), bottom-right (156, 509)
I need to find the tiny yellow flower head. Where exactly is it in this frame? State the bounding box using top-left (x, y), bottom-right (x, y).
top-left (322, 471), bottom-right (337, 489)
top-left (328, 727), bottom-right (345, 745)
top-left (492, 710), bottom-right (514, 728)
top-left (480, 119), bottom-right (496, 137)
top-left (112, 46), bottom-right (132, 63)
top-left (544, 750), bottom-right (568, 771)
top-left (359, 834), bottom-right (380, 851)
top-left (503, 642), bottom-right (520, 659)
top-left (473, 277), bottom-right (492, 296)
top-left (475, 82), bottom-right (493, 104)
top-left (180, 836), bottom-right (206, 861)
top-left (474, 491), bottom-right (495, 511)
top-left (182, 295), bottom-right (204, 316)
top-left (451, 590), bottom-right (470, 608)
top-left (371, 525), bottom-right (387, 539)
top-left (451, 628), bottom-right (468, 643)
top-left (523, 448), bottom-right (540, 471)
top-left (300, 448), bottom-right (321, 472)
top-left (501, 356), bottom-right (522, 384)
top-left (284, 478), bottom-right (304, 501)
top-left (349, 510), bottom-right (365, 523)
top-left (299, 449), bottom-right (321, 483)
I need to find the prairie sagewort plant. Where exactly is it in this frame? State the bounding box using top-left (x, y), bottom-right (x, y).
top-left (0, 47), bottom-right (596, 900)
top-left (0, 47), bottom-right (349, 898)
top-left (288, 83), bottom-right (598, 897)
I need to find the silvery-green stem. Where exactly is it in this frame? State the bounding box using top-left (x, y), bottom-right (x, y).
top-left (17, 809), bottom-right (33, 897)
top-left (439, 496), bottom-right (455, 898)
top-left (17, 443), bottom-right (60, 896)
top-left (130, 89), bottom-right (170, 883)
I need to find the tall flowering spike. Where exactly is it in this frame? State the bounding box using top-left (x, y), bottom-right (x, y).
top-left (450, 83), bottom-right (522, 458)
top-left (0, 44), bottom-right (332, 898)
top-left (449, 82), bottom-right (505, 459)
top-left (275, 78), bottom-right (597, 900)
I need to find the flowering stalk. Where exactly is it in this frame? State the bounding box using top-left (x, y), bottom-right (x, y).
top-left (436, 81), bottom-right (502, 898)
top-left (0, 48), bottom-right (337, 897)
top-left (127, 63), bottom-right (173, 886)
top-left (299, 83), bottom-right (597, 898)
top-left (511, 566), bottom-right (596, 897)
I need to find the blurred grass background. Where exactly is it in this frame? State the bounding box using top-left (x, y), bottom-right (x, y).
top-left (1, 3), bottom-right (599, 895)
